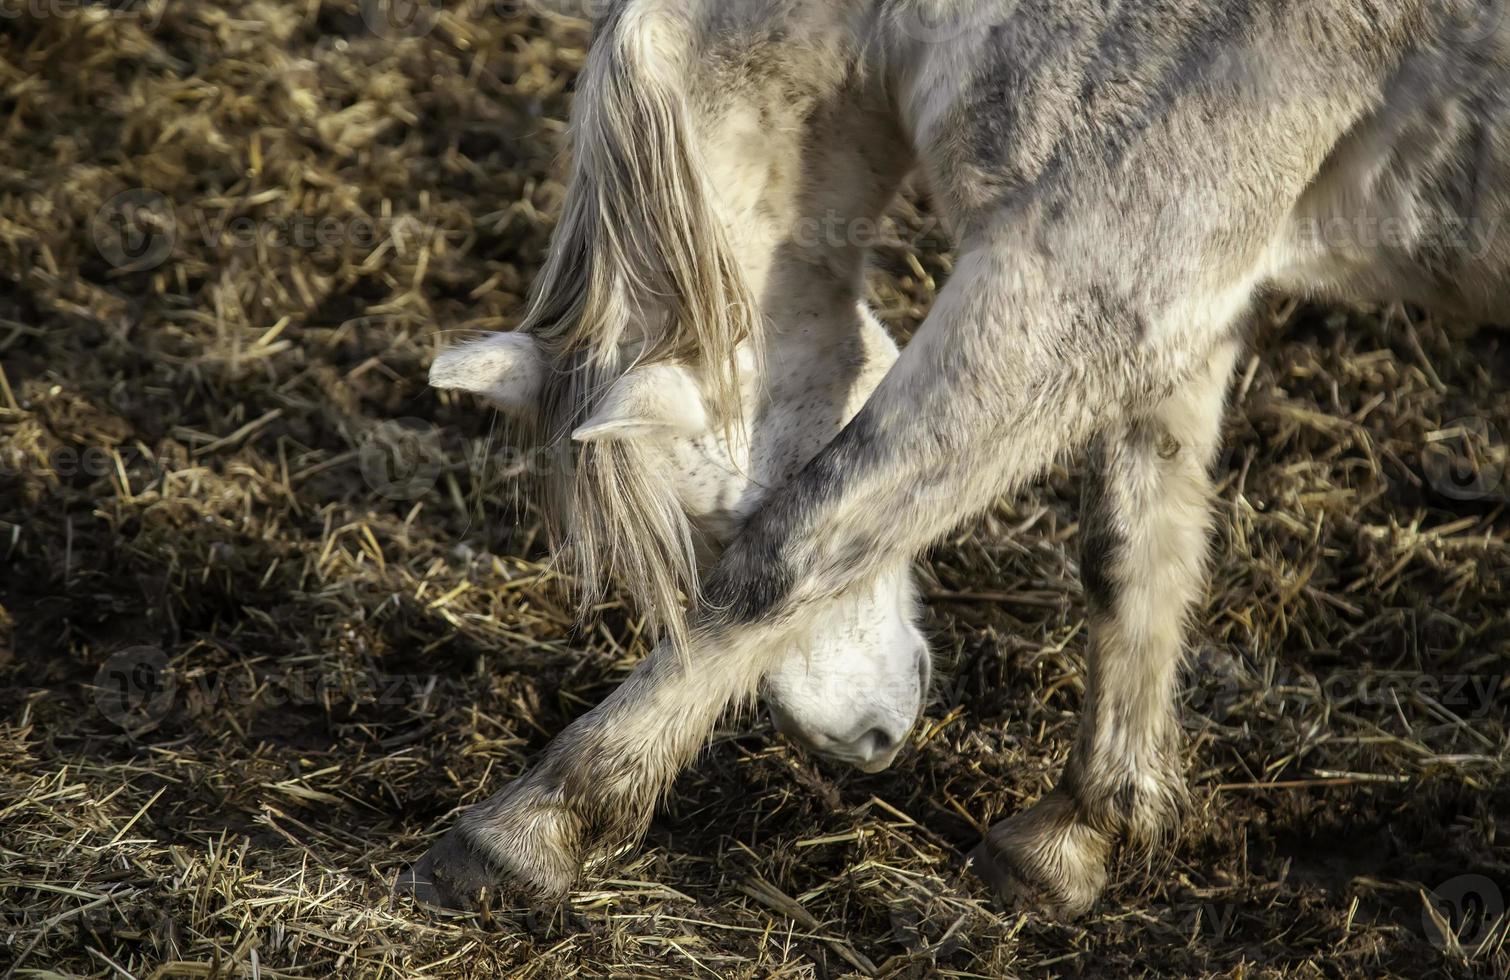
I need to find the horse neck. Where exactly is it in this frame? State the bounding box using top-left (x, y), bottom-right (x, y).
top-left (703, 57), bottom-right (916, 355)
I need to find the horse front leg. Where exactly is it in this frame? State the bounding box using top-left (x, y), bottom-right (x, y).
top-left (399, 621), bottom-right (792, 907)
top-left (972, 340), bottom-right (1240, 916)
top-left (399, 240), bottom-right (1238, 911)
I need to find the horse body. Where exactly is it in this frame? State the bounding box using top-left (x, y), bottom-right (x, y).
top-left (407, 0), bottom-right (1510, 914)
top-left (1278, 28), bottom-right (1510, 317)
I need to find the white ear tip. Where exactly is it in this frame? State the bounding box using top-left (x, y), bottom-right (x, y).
top-left (572, 419), bottom-right (679, 443)
top-left (571, 422), bottom-right (619, 443)
top-left (429, 332), bottom-right (545, 412)
top-left (427, 347), bottom-right (472, 389)
top-left (570, 362), bottom-right (710, 444)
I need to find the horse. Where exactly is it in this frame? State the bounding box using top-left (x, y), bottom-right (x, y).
top-left (401, 0), bottom-right (1510, 916)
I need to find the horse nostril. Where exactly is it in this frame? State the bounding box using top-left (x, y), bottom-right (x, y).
top-left (864, 727), bottom-right (896, 758)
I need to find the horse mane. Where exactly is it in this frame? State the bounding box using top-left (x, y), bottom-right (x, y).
top-left (522, 2), bottom-right (759, 652)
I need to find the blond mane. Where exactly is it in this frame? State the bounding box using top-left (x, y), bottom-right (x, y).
top-left (522, 4), bottom-right (759, 651)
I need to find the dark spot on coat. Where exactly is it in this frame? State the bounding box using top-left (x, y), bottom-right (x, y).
top-left (700, 409), bottom-right (883, 626)
top-left (701, 531), bottom-right (796, 626)
top-left (1079, 436), bottom-right (1123, 613)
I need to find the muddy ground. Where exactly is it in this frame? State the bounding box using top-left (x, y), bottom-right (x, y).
top-left (1, 3), bottom-right (1507, 977)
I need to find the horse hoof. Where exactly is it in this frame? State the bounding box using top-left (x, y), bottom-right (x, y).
top-left (968, 789), bottom-right (1113, 918)
top-left (395, 831), bottom-right (500, 912)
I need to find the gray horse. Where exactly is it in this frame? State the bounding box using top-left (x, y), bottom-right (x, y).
top-left (405, 0), bottom-right (1510, 916)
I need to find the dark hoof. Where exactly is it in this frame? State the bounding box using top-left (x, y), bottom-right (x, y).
top-left (968, 838), bottom-right (1025, 903)
top-left (967, 790), bottom-right (1112, 918)
top-left (969, 838), bottom-right (1084, 915)
top-left (395, 831), bottom-right (498, 913)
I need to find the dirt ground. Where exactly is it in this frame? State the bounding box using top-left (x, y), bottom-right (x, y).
top-left (1, 3), bottom-right (1508, 978)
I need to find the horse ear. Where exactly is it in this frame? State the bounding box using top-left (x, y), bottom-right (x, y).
top-left (429, 333), bottom-right (545, 414)
top-left (572, 363), bottom-right (709, 443)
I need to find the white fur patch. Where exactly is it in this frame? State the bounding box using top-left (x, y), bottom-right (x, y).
top-left (572, 362), bottom-right (710, 442)
top-left (429, 333), bottom-right (546, 414)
